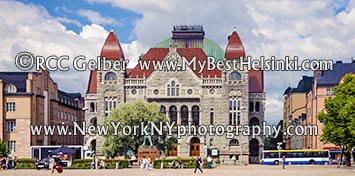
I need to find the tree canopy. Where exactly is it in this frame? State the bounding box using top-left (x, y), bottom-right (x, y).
top-left (317, 73), bottom-right (355, 152)
top-left (102, 101), bottom-right (176, 158)
top-left (0, 139), bottom-right (9, 157)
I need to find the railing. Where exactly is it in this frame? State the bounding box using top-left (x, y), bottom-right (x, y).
top-left (202, 78), bottom-right (222, 85)
top-left (125, 78), bottom-right (145, 86)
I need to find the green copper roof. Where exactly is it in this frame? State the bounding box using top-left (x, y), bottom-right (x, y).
top-left (154, 38), bottom-right (225, 61)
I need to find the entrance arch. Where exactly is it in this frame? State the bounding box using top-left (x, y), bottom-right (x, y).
top-left (249, 138), bottom-right (259, 164)
top-left (190, 137), bottom-right (200, 156)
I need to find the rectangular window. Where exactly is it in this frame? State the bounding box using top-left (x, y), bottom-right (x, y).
top-left (229, 112), bottom-right (232, 125)
top-left (237, 112), bottom-right (241, 125)
top-left (176, 88), bottom-right (179, 96)
top-left (7, 141), bottom-right (16, 153)
top-left (237, 100), bottom-right (240, 110)
top-left (229, 101), bottom-right (233, 110)
top-left (255, 102), bottom-right (260, 112)
top-left (167, 88), bottom-right (170, 96)
top-left (113, 101), bottom-right (117, 109)
top-left (326, 88), bottom-right (330, 96)
top-left (172, 88), bottom-right (175, 96)
top-left (7, 120), bottom-right (16, 132)
top-left (233, 100), bottom-right (236, 110)
top-left (233, 112), bottom-right (236, 125)
top-left (36, 87), bottom-right (41, 94)
top-left (249, 102), bottom-right (254, 112)
top-left (210, 112), bottom-right (214, 125)
top-left (105, 101), bottom-right (108, 111)
top-left (6, 102), bottom-right (15, 112)
top-left (331, 87), bottom-right (334, 96)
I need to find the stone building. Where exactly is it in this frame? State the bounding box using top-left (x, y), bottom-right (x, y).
top-left (0, 70), bottom-right (84, 158)
top-left (85, 25), bottom-right (265, 164)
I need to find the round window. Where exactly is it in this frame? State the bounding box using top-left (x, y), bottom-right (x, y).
top-left (209, 89), bottom-right (215, 95)
top-left (131, 89), bottom-right (137, 95)
top-left (187, 89), bottom-right (193, 95)
top-left (153, 89), bottom-right (159, 95)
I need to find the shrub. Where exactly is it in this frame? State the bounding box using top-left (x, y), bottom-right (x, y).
top-left (16, 158), bottom-right (36, 169)
top-left (70, 159), bottom-right (129, 169)
top-left (153, 158), bottom-right (209, 169)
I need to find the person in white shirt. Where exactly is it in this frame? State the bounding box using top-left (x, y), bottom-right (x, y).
top-left (207, 156), bottom-right (213, 169)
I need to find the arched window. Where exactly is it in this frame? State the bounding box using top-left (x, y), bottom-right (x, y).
top-left (104, 72), bottom-right (117, 80)
top-left (229, 71), bottom-right (241, 80)
top-left (169, 106), bottom-right (177, 124)
top-left (90, 117), bottom-right (97, 127)
top-left (229, 139), bottom-right (239, 146)
top-left (5, 85), bottom-right (16, 93)
top-left (167, 80), bottom-right (179, 96)
top-left (160, 105), bottom-right (166, 116)
top-left (250, 117), bottom-right (260, 134)
top-left (192, 106), bottom-right (199, 126)
top-left (181, 106), bottom-right (189, 126)
top-left (249, 117), bottom-right (260, 126)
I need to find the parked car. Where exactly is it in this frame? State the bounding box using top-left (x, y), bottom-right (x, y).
top-left (36, 157), bottom-right (63, 170)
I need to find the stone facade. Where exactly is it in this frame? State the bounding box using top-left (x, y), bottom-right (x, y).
top-left (85, 26), bottom-right (265, 164)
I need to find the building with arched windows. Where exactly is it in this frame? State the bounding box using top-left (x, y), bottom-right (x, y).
top-left (85, 25), bottom-right (265, 164)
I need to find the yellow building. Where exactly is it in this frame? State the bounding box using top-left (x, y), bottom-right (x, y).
top-left (0, 70), bottom-right (84, 158)
top-left (283, 76), bottom-right (313, 149)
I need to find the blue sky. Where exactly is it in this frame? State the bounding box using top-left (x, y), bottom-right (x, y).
top-left (18, 0), bottom-right (142, 43)
top-left (0, 0), bottom-right (354, 124)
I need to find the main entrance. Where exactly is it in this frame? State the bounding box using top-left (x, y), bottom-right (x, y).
top-left (190, 137), bottom-right (200, 156)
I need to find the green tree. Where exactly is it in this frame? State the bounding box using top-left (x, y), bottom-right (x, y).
top-left (102, 101), bottom-right (175, 158)
top-left (317, 73), bottom-right (355, 165)
top-left (0, 139), bottom-right (9, 157)
top-left (264, 120), bottom-right (284, 150)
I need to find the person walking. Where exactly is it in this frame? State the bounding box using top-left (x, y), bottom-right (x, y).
top-left (95, 157), bottom-right (99, 169)
top-left (146, 157), bottom-right (151, 171)
top-left (178, 160), bottom-right (183, 169)
top-left (13, 156), bottom-right (17, 170)
top-left (194, 157), bottom-right (203, 173)
top-left (90, 159), bottom-right (95, 169)
top-left (49, 156), bottom-right (55, 174)
top-left (207, 156), bottom-right (212, 169)
top-left (282, 155), bottom-right (286, 169)
top-left (8, 157), bottom-right (13, 169)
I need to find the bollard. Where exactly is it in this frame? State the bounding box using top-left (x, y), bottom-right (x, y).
top-left (161, 161), bottom-right (164, 169)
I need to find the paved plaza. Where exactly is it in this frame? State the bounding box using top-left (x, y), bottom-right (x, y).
top-left (0, 165), bottom-right (353, 176)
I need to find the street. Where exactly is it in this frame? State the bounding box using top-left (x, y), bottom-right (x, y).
top-left (0, 165), bottom-right (353, 176)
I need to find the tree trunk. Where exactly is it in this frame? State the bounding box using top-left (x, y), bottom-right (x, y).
top-left (340, 146), bottom-right (344, 166)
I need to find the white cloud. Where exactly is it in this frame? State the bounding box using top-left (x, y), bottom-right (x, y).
top-left (0, 1), bottom-right (140, 94)
top-left (86, 0), bottom-right (355, 124)
top-left (77, 9), bottom-right (121, 26)
top-left (56, 17), bottom-right (82, 27)
top-left (1, 0), bottom-right (355, 124)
